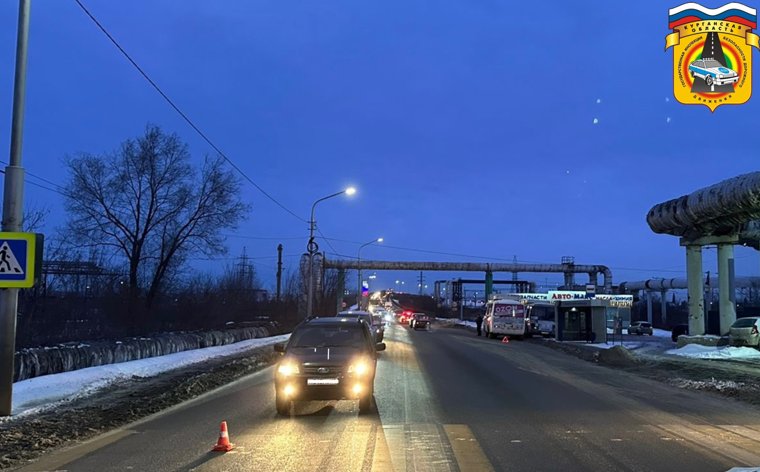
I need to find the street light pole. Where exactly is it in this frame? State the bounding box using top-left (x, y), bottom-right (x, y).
top-left (0, 0), bottom-right (30, 417)
top-left (306, 187), bottom-right (355, 318)
top-left (357, 237), bottom-right (382, 310)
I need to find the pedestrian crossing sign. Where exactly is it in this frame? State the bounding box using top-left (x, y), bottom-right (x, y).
top-left (0, 232), bottom-right (38, 288)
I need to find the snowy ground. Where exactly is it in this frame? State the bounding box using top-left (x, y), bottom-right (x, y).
top-left (666, 344), bottom-right (760, 360)
top-left (9, 334), bottom-right (290, 418)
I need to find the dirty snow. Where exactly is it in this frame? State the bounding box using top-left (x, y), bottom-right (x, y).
top-left (588, 342), bottom-right (644, 350)
top-left (666, 344), bottom-right (760, 360)
top-left (10, 334), bottom-right (290, 417)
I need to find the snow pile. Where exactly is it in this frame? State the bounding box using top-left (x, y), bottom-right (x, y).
top-left (666, 344), bottom-right (760, 360)
top-left (9, 334), bottom-right (290, 418)
top-left (652, 328), bottom-right (671, 338)
top-left (669, 377), bottom-right (751, 392)
top-left (589, 342), bottom-right (644, 350)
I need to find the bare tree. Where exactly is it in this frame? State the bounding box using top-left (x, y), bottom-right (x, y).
top-left (22, 203), bottom-right (49, 232)
top-left (63, 125), bottom-right (249, 315)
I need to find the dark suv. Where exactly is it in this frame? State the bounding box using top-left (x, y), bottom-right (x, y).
top-left (273, 317), bottom-right (386, 415)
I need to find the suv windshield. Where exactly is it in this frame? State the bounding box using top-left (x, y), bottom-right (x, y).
top-left (732, 318), bottom-right (759, 328)
top-left (289, 326), bottom-right (365, 348)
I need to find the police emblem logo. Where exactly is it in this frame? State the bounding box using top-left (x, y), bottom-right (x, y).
top-left (666, 3), bottom-right (760, 111)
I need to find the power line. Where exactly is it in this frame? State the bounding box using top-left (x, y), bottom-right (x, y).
top-left (223, 234), bottom-right (304, 241)
top-left (316, 228), bottom-right (339, 255)
top-left (0, 168), bottom-right (67, 196)
top-left (72, 0), bottom-right (306, 223)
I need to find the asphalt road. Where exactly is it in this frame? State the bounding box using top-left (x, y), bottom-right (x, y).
top-left (17, 323), bottom-right (760, 471)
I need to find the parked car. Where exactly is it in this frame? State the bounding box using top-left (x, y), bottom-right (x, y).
top-left (628, 321), bottom-right (653, 336)
top-left (671, 324), bottom-right (688, 342)
top-left (410, 313), bottom-right (430, 330)
top-left (530, 319), bottom-right (555, 337)
top-left (729, 317), bottom-right (760, 347)
top-left (273, 316), bottom-right (386, 415)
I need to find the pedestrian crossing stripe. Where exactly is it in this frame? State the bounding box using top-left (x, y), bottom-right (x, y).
top-left (0, 241), bottom-right (24, 275)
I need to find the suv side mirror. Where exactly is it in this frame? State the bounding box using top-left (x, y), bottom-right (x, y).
top-left (375, 342), bottom-right (386, 352)
top-left (273, 343), bottom-right (286, 353)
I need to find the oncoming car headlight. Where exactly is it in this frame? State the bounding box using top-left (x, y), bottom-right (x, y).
top-left (277, 362), bottom-right (300, 376)
top-left (348, 359), bottom-right (371, 376)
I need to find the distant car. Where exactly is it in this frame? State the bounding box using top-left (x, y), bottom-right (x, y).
top-left (729, 317), bottom-right (760, 347)
top-left (273, 316), bottom-right (385, 415)
top-left (689, 58), bottom-right (739, 86)
top-left (371, 314), bottom-right (385, 342)
top-left (671, 324), bottom-right (688, 343)
top-left (338, 310), bottom-right (382, 342)
top-left (410, 313), bottom-right (430, 330)
top-left (628, 321), bottom-right (653, 336)
top-left (397, 310), bottom-right (413, 325)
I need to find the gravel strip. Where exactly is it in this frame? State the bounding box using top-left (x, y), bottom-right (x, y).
top-left (0, 345), bottom-right (280, 470)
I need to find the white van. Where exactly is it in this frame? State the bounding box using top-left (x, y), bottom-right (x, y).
top-left (483, 299), bottom-right (528, 339)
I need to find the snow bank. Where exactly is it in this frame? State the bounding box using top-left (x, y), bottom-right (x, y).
top-left (14, 326), bottom-right (277, 382)
top-left (9, 334), bottom-right (290, 418)
top-left (666, 344), bottom-right (760, 360)
top-left (588, 342), bottom-right (644, 350)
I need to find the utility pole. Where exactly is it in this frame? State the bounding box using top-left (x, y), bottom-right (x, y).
top-left (418, 271), bottom-right (425, 295)
top-left (512, 255), bottom-right (518, 281)
top-left (276, 244), bottom-right (283, 302)
top-left (1, 0), bottom-right (30, 416)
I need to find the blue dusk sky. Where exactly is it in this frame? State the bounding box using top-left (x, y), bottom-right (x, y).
top-left (0, 0), bottom-right (758, 292)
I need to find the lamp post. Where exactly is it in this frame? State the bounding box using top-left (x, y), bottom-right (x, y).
top-left (306, 187), bottom-right (356, 318)
top-left (357, 237), bottom-right (383, 310)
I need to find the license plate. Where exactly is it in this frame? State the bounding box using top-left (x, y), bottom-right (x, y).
top-left (307, 378), bottom-right (339, 385)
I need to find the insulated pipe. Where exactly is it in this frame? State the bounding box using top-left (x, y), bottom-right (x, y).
top-left (619, 276), bottom-right (760, 292)
top-left (647, 171), bottom-right (760, 238)
top-left (323, 259), bottom-right (614, 293)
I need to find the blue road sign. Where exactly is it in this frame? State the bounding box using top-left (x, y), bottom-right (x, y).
top-left (0, 232), bottom-right (37, 288)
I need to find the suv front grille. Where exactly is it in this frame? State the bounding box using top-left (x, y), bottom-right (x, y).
top-left (303, 366), bottom-right (345, 376)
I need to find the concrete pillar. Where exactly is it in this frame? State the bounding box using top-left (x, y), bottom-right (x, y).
top-left (717, 243), bottom-right (737, 335)
top-left (335, 269), bottom-right (345, 313)
top-left (686, 245), bottom-right (705, 335)
top-left (646, 292), bottom-right (653, 324)
top-left (660, 290), bottom-right (667, 326)
top-left (485, 270), bottom-right (493, 301)
top-left (563, 272), bottom-right (574, 289)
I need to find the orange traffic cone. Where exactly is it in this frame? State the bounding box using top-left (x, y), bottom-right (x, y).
top-left (212, 421), bottom-right (234, 452)
top-left (501, 336), bottom-right (509, 344)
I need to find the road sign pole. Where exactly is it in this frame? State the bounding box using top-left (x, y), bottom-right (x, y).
top-left (0, 0), bottom-right (30, 416)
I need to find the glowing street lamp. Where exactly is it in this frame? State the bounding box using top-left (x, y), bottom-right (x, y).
top-left (357, 237), bottom-right (383, 309)
top-left (306, 186), bottom-right (356, 317)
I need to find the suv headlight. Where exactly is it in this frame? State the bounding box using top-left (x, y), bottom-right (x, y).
top-left (348, 359), bottom-right (371, 376)
top-left (277, 362), bottom-right (300, 376)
